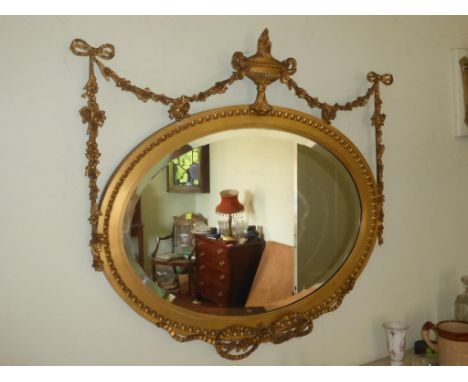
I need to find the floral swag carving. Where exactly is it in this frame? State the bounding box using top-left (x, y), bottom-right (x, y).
top-left (71, 29), bottom-right (392, 360)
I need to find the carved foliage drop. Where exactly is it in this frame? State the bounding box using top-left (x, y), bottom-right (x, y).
top-left (71, 29), bottom-right (393, 359)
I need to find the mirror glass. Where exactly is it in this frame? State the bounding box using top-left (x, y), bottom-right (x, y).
top-left (123, 128), bottom-right (361, 316)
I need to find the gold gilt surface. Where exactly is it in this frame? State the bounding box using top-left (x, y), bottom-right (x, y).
top-left (71, 29), bottom-right (391, 272)
top-left (98, 105), bottom-right (379, 359)
top-left (70, 29), bottom-right (392, 359)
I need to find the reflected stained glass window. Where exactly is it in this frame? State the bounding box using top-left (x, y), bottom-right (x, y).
top-left (172, 148), bottom-right (200, 186)
top-left (167, 145), bottom-right (210, 193)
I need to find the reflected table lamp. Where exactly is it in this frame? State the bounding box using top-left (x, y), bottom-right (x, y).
top-left (215, 189), bottom-right (244, 241)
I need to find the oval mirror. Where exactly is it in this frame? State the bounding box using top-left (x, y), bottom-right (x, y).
top-left (124, 127), bottom-right (361, 315)
top-left (98, 105), bottom-right (378, 359)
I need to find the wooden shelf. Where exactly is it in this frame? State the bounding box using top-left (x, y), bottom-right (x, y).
top-left (362, 349), bottom-right (438, 366)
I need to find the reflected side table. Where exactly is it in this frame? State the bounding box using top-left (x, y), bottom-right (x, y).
top-left (152, 257), bottom-right (195, 294)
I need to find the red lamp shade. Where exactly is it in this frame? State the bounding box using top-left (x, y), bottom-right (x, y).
top-left (215, 189), bottom-right (244, 215)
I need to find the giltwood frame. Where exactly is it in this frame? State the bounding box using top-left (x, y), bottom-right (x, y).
top-left (71, 29), bottom-right (392, 359)
top-left (99, 105), bottom-right (378, 359)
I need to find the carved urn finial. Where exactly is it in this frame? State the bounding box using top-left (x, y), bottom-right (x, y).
top-left (257, 28), bottom-right (272, 56)
top-left (232, 29), bottom-right (297, 114)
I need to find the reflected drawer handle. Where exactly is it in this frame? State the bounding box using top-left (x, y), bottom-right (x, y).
top-left (216, 249), bottom-right (223, 255)
top-left (199, 252), bottom-right (205, 257)
top-left (217, 291), bottom-right (223, 297)
top-left (219, 260), bottom-right (225, 267)
top-left (199, 264), bottom-right (205, 270)
top-left (219, 274), bottom-right (225, 280)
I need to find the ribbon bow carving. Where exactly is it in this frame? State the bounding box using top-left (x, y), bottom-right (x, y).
top-left (367, 71), bottom-right (393, 86)
top-left (70, 39), bottom-right (115, 60)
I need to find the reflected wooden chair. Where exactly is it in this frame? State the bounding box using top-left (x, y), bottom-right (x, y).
top-left (245, 241), bottom-right (294, 308)
top-left (151, 212), bottom-right (207, 291)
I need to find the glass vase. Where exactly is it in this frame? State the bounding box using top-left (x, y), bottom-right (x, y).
top-left (455, 276), bottom-right (468, 322)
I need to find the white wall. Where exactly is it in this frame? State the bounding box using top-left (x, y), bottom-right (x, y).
top-left (1, 16), bottom-right (468, 365)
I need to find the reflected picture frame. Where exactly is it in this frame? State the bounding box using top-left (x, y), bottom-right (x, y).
top-left (167, 145), bottom-right (210, 193)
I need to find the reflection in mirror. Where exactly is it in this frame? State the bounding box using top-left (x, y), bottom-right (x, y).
top-left (123, 128), bottom-right (361, 316)
top-left (166, 145), bottom-right (210, 193)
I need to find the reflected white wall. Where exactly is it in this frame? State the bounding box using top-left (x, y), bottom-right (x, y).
top-left (196, 135), bottom-right (296, 246)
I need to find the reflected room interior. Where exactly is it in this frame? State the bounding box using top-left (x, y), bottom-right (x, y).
top-left (123, 128), bottom-right (360, 316)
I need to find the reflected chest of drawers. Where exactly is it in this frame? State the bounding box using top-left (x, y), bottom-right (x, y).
top-left (194, 236), bottom-right (265, 307)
